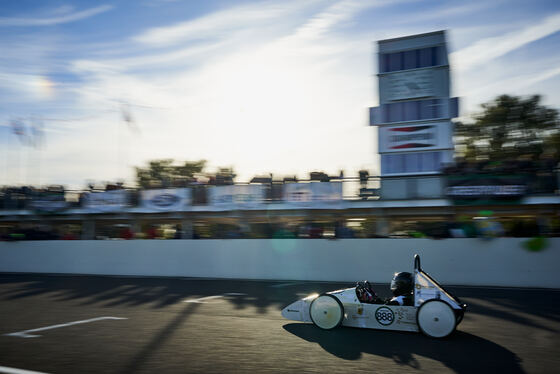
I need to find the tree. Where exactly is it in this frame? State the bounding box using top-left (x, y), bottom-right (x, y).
top-left (454, 95), bottom-right (559, 162)
top-left (211, 167), bottom-right (236, 185)
top-left (135, 159), bottom-right (206, 188)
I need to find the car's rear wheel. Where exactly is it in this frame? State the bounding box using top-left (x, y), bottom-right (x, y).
top-left (309, 294), bottom-right (344, 330)
top-left (417, 300), bottom-right (456, 338)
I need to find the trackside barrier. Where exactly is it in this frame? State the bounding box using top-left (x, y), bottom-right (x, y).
top-left (0, 238), bottom-right (558, 288)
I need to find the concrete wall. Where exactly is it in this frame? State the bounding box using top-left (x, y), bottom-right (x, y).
top-left (0, 238), bottom-right (558, 288)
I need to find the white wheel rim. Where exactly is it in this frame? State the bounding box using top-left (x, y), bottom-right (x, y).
top-left (418, 301), bottom-right (455, 338)
top-left (310, 296), bottom-right (342, 330)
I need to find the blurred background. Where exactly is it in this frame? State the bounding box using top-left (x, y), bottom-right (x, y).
top-left (1, 0), bottom-right (559, 245)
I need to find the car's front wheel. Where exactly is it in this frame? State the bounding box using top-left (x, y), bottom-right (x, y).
top-left (417, 300), bottom-right (457, 338)
top-left (309, 294), bottom-right (344, 330)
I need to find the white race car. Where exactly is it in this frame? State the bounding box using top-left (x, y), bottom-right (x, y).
top-left (281, 254), bottom-right (467, 338)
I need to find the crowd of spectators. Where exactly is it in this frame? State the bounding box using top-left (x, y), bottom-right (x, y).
top-left (399, 219), bottom-right (548, 239)
top-left (0, 224), bottom-right (79, 241)
top-left (3, 215), bottom-right (558, 242)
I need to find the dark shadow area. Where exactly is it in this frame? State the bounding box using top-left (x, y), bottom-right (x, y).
top-left (446, 286), bottom-right (560, 332)
top-left (0, 274), bottom-right (203, 309)
top-left (121, 302), bottom-right (199, 374)
top-left (283, 323), bottom-right (525, 374)
top-left (0, 273), bottom-right (348, 313)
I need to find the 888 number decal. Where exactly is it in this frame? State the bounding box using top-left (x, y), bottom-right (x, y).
top-left (375, 306), bottom-right (395, 326)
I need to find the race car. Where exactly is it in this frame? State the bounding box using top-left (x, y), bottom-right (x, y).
top-left (281, 254), bottom-right (467, 338)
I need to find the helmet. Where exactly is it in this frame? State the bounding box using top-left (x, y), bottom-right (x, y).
top-left (390, 272), bottom-right (413, 296)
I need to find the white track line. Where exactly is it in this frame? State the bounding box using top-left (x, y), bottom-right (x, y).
top-left (0, 366), bottom-right (50, 374)
top-left (4, 317), bottom-right (127, 338)
top-left (270, 282), bottom-right (302, 288)
top-left (184, 293), bottom-right (247, 303)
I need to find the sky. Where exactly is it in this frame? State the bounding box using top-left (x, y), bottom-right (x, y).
top-left (1, 0), bottom-right (559, 189)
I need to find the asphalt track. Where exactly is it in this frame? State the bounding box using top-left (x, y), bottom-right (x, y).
top-left (0, 274), bottom-right (558, 374)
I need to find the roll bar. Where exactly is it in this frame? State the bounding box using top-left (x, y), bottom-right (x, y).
top-left (414, 254), bottom-right (421, 271)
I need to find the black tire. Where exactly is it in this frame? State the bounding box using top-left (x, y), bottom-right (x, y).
top-left (309, 294), bottom-right (344, 330)
top-left (416, 300), bottom-right (457, 338)
top-left (455, 309), bottom-right (465, 325)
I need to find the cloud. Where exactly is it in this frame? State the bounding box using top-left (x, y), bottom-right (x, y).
top-left (0, 5), bottom-right (114, 27)
top-left (397, 0), bottom-right (500, 25)
top-left (134, 0), bottom-right (396, 48)
top-left (452, 12), bottom-right (560, 71)
top-left (458, 62), bottom-right (560, 114)
top-left (74, 0), bottom-right (392, 75)
top-left (291, 0), bottom-right (372, 40)
top-left (6, 0), bottom-right (558, 187)
top-left (72, 1), bottom-right (379, 75)
top-left (40, 0), bottom-right (381, 186)
top-left (71, 38), bottom-right (233, 75)
top-left (134, 0), bottom-right (314, 46)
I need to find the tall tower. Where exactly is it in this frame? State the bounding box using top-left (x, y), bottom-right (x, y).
top-left (370, 31), bottom-right (458, 198)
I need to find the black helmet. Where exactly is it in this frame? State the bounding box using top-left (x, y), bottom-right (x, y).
top-left (390, 272), bottom-right (413, 296)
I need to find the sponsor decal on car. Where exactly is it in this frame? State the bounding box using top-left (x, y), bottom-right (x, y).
top-left (375, 306), bottom-right (394, 326)
top-left (351, 315), bottom-right (370, 320)
top-left (394, 308), bottom-right (417, 325)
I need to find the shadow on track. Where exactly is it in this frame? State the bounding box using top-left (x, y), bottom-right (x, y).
top-left (456, 287), bottom-right (560, 331)
top-left (120, 302), bottom-right (200, 374)
top-left (0, 274), bottom-right (346, 312)
top-left (283, 323), bottom-right (525, 374)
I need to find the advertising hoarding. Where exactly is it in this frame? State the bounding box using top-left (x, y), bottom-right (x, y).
top-left (446, 174), bottom-right (528, 205)
top-left (82, 190), bottom-right (128, 213)
top-left (140, 188), bottom-right (191, 211)
top-left (28, 194), bottom-right (68, 214)
top-left (386, 69), bottom-right (434, 101)
top-left (378, 122), bottom-right (453, 153)
top-left (207, 185), bottom-right (265, 209)
top-left (283, 182), bottom-right (342, 207)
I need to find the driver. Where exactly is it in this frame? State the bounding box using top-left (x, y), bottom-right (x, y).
top-left (387, 272), bottom-right (414, 306)
top-left (356, 280), bottom-right (383, 304)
